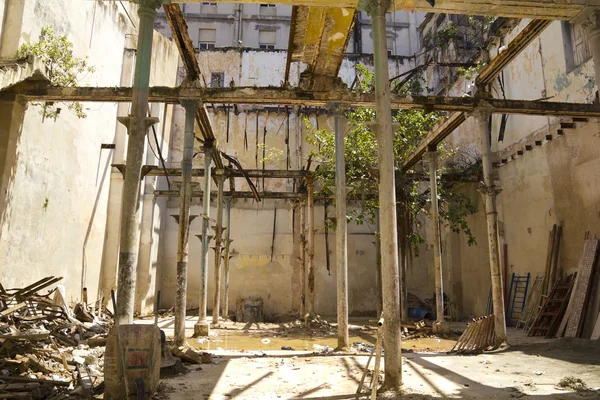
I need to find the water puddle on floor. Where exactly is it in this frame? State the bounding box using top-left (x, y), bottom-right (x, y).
top-left (187, 331), bottom-right (456, 353)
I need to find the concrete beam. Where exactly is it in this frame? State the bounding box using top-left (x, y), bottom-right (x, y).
top-left (113, 165), bottom-right (308, 179)
top-left (9, 86), bottom-right (600, 117)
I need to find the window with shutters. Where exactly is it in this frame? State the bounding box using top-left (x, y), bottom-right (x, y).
top-left (260, 4), bottom-right (276, 16)
top-left (259, 30), bottom-right (276, 50)
top-left (563, 22), bottom-right (592, 72)
top-left (199, 28), bottom-right (216, 50)
top-left (201, 2), bottom-right (217, 14)
top-left (387, 35), bottom-right (394, 56)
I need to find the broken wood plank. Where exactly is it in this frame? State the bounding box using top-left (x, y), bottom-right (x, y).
top-left (0, 302), bottom-right (26, 317)
top-left (0, 376), bottom-right (70, 387)
top-left (0, 330), bottom-right (50, 341)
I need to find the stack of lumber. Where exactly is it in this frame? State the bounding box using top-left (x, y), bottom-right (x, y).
top-left (450, 316), bottom-right (495, 355)
top-left (0, 276), bottom-right (112, 399)
top-left (555, 236), bottom-right (600, 339)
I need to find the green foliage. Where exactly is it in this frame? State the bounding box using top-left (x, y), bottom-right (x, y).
top-left (458, 60), bottom-right (487, 80)
top-left (306, 64), bottom-right (478, 253)
top-left (422, 22), bottom-right (457, 50)
top-left (17, 26), bottom-right (95, 120)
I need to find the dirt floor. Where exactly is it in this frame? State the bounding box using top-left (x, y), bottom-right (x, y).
top-left (141, 317), bottom-right (600, 399)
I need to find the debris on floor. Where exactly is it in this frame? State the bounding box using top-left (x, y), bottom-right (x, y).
top-left (450, 315), bottom-right (495, 354)
top-left (0, 276), bottom-right (112, 399)
top-left (556, 376), bottom-right (591, 392)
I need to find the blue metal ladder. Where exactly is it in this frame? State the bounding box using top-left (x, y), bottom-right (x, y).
top-left (506, 272), bottom-right (531, 326)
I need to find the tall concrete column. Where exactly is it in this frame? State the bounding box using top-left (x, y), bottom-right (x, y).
top-left (333, 103), bottom-right (349, 349)
top-left (221, 197), bottom-right (233, 319)
top-left (174, 100), bottom-right (199, 345)
top-left (306, 177), bottom-right (315, 316)
top-left (584, 10), bottom-right (600, 90)
top-left (195, 142), bottom-right (214, 336)
top-left (99, 37), bottom-right (136, 305)
top-left (116, 0), bottom-right (162, 324)
top-left (212, 172), bottom-right (225, 324)
top-left (300, 202), bottom-right (306, 314)
top-left (366, 0), bottom-right (402, 388)
top-left (427, 147), bottom-right (449, 334)
top-left (135, 104), bottom-right (160, 315)
top-left (475, 110), bottom-right (507, 346)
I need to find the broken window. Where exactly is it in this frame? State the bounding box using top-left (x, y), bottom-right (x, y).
top-left (211, 72), bottom-right (225, 88)
top-left (201, 2), bottom-right (217, 14)
top-left (199, 28), bottom-right (216, 50)
top-left (260, 4), bottom-right (276, 17)
top-left (259, 30), bottom-right (276, 50)
top-left (563, 22), bottom-right (592, 72)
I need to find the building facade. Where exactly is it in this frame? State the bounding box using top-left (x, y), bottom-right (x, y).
top-left (155, 3), bottom-right (424, 57)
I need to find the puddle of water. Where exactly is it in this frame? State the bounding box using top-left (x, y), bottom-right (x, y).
top-left (187, 331), bottom-right (455, 353)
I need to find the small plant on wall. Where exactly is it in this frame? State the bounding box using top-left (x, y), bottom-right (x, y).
top-left (17, 26), bottom-right (95, 121)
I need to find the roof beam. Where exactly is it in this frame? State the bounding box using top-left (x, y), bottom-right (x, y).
top-left (118, 165), bottom-right (308, 179)
top-left (7, 86), bottom-right (600, 118)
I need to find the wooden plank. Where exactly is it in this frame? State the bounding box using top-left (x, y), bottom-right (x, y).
top-left (0, 302), bottom-right (26, 317)
top-left (0, 376), bottom-right (69, 387)
top-left (564, 239), bottom-right (600, 337)
top-left (591, 313), bottom-right (600, 340)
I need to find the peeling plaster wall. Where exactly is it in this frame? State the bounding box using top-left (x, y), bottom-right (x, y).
top-left (0, 1), bottom-right (177, 306)
top-left (411, 19), bottom-right (600, 318)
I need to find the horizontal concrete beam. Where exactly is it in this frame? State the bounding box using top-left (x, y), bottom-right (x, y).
top-left (160, 0), bottom-right (596, 20)
top-left (119, 164), bottom-right (308, 179)
top-left (156, 190), bottom-right (304, 199)
top-left (6, 86), bottom-right (600, 118)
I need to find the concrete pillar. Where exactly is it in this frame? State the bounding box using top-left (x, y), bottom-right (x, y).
top-left (474, 110), bottom-right (507, 346)
top-left (367, 0), bottom-right (402, 388)
top-left (212, 172), bottom-right (225, 325)
top-left (174, 100), bottom-right (200, 345)
top-left (292, 201), bottom-right (304, 314)
top-left (0, 0), bottom-right (26, 58)
top-left (115, 0), bottom-right (162, 325)
top-left (584, 11), bottom-right (600, 92)
top-left (427, 147), bottom-right (449, 334)
top-left (306, 177), bottom-right (315, 316)
top-left (0, 99), bottom-right (26, 276)
top-left (135, 105), bottom-right (160, 315)
top-left (300, 202), bottom-right (306, 314)
top-left (195, 143), bottom-right (213, 337)
top-left (332, 104), bottom-right (349, 350)
top-left (99, 38), bottom-right (136, 306)
top-left (221, 197), bottom-right (232, 319)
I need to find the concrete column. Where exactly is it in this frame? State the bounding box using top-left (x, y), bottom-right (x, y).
top-left (99, 38), bottom-right (136, 305)
top-left (135, 105), bottom-right (160, 316)
top-left (475, 110), bottom-right (507, 346)
top-left (221, 197), bottom-right (232, 319)
top-left (427, 148), bottom-right (449, 334)
top-left (212, 172), bottom-right (225, 325)
top-left (306, 177), bottom-right (315, 316)
top-left (195, 143), bottom-right (214, 336)
top-left (292, 201), bottom-right (304, 314)
top-left (367, 0), bottom-right (402, 388)
top-left (584, 11), bottom-right (600, 91)
top-left (300, 202), bottom-right (306, 314)
top-left (174, 100), bottom-right (200, 345)
top-left (333, 104), bottom-right (349, 349)
top-left (116, 0), bottom-right (162, 325)
top-left (0, 0), bottom-right (26, 58)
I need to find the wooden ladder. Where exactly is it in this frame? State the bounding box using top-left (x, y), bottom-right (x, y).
top-left (528, 273), bottom-right (576, 338)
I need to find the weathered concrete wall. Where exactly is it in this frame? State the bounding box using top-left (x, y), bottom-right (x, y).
top-left (0, 1), bottom-right (177, 306)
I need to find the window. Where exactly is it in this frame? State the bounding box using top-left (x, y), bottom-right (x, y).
top-left (199, 28), bottom-right (216, 50)
top-left (386, 35), bottom-right (394, 56)
top-left (563, 22), bottom-right (592, 72)
top-left (201, 2), bottom-right (217, 14)
top-left (260, 4), bottom-right (276, 16)
top-left (211, 72), bottom-right (225, 88)
top-left (259, 30), bottom-right (276, 50)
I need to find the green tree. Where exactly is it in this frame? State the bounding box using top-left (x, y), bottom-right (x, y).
top-left (306, 64), bottom-right (477, 255)
top-left (18, 26), bottom-right (95, 120)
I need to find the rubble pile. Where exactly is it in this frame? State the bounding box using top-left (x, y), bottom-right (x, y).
top-left (0, 276), bottom-right (112, 399)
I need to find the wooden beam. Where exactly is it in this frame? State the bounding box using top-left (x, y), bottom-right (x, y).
top-left (8, 86), bottom-right (600, 118)
top-left (115, 164), bottom-right (308, 179)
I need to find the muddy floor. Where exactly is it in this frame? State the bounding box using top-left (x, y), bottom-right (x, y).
top-left (141, 317), bottom-right (600, 399)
